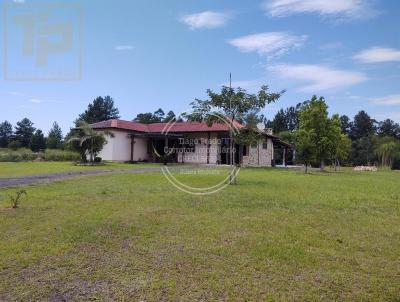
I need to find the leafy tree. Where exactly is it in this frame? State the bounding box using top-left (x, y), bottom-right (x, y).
top-left (378, 119), bottom-right (400, 138)
top-left (133, 112), bottom-right (156, 124)
top-left (77, 96), bottom-right (120, 124)
top-left (350, 110), bottom-right (376, 140)
top-left (298, 96), bottom-right (334, 170)
top-left (339, 115), bottom-right (352, 135)
top-left (285, 104), bottom-right (302, 132)
top-left (375, 136), bottom-right (400, 168)
top-left (14, 118), bottom-right (35, 148)
top-left (187, 85), bottom-right (284, 183)
top-left (332, 133), bottom-right (352, 171)
top-left (163, 110), bottom-right (184, 122)
top-left (163, 110), bottom-right (176, 123)
top-left (68, 121), bottom-right (113, 163)
top-left (266, 109), bottom-right (287, 134)
top-left (295, 129), bottom-right (316, 173)
top-left (349, 111), bottom-right (377, 165)
top-left (0, 121), bottom-right (13, 148)
top-left (47, 122), bottom-right (63, 149)
top-left (265, 103), bottom-right (303, 134)
top-left (30, 130), bottom-right (46, 152)
top-left (153, 108), bottom-right (165, 121)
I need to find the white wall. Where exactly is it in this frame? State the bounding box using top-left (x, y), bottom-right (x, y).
top-left (132, 137), bottom-right (149, 161)
top-left (97, 130), bottom-right (149, 162)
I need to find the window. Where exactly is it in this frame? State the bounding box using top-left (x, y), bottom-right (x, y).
top-left (262, 142), bottom-right (268, 149)
top-left (243, 145), bottom-right (248, 156)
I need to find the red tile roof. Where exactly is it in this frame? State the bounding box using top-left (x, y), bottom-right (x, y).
top-left (90, 119), bottom-right (244, 133)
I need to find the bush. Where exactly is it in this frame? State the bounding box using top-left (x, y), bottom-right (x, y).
top-left (0, 148), bottom-right (80, 162)
top-left (44, 149), bottom-right (80, 162)
top-left (94, 156), bottom-right (102, 163)
top-left (0, 148), bottom-right (38, 162)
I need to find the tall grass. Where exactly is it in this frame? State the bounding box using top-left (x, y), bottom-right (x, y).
top-left (0, 148), bottom-right (80, 162)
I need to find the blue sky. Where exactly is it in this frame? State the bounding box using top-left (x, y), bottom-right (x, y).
top-left (1, 0), bottom-right (400, 133)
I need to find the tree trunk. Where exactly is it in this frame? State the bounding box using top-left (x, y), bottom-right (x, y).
top-left (305, 163), bottom-right (308, 174)
top-left (320, 160), bottom-right (325, 171)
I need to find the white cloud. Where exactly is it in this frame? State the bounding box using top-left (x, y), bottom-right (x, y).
top-left (369, 94), bottom-right (400, 106)
top-left (8, 91), bottom-right (28, 97)
top-left (228, 32), bottom-right (307, 58)
top-left (28, 98), bottom-right (61, 104)
top-left (269, 64), bottom-right (367, 92)
top-left (180, 11), bottom-right (231, 29)
top-left (114, 45), bottom-right (135, 51)
top-left (263, 0), bottom-right (372, 19)
top-left (29, 99), bottom-right (45, 103)
top-left (353, 47), bottom-right (400, 63)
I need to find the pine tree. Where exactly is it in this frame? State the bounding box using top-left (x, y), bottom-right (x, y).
top-left (47, 122), bottom-right (63, 149)
top-left (14, 118), bottom-right (35, 148)
top-left (0, 121), bottom-right (13, 148)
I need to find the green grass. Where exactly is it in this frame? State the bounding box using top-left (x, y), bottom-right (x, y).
top-left (0, 168), bottom-right (399, 300)
top-left (0, 161), bottom-right (161, 178)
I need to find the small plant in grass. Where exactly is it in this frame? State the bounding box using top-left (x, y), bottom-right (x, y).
top-left (10, 190), bottom-right (27, 208)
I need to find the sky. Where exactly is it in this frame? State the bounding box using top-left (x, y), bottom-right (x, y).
top-left (1, 0), bottom-right (400, 133)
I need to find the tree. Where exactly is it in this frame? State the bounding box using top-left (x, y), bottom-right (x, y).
top-left (378, 119), bottom-right (400, 138)
top-left (133, 112), bottom-right (156, 124)
top-left (295, 129), bottom-right (316, 173)
top-left (68, 121), bottom-right (113, 163)
top-left (77, 96), bottom-right (120, 124)
top-left (47, 122), bottom-right (63, 149)
top-left (298, 96), bottom-right (334, 170)
top-left (133, 108), bottom-right (166, 124)
top-left (339, 115), bottom-right (352, 135)
top-left (187, 85), bottom-right (284, 183)
top-left (265, 103), bottom-right (303, 134)
top-left (285, 104), bottom-right (302, 132)
top-left (30, 130), bottom-right (46, 152)
top-left (14, 118), bottom-right (35, 148)
top-left (153, 108), bottom-right (165, 121)
top-left (332, 133), bottom-right (352, 171)
top-left (0, 121), bottom-right (13, 148)
top-left (350, 110), bottom-right (376, 140)
top-left (266, 109), bottom-right (287, 134)
top-left (350, 111), bottom-right (377, 165)
top-left (375, 136), bottom-right (400, 168)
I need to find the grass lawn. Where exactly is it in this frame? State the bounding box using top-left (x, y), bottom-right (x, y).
top-left (0, 161), bottom-right (161, 178)
top-left (0, 168), bottom-right (399, 300)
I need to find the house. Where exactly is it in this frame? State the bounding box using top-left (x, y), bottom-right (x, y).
top-left (90, 119), bottom-right (291, 166)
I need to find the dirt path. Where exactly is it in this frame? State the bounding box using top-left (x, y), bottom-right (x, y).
top-left (0, 167), bottom-right (163, 189)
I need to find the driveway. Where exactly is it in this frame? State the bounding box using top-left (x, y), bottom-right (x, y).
top-left (0, 167), bottom-right (163, 188)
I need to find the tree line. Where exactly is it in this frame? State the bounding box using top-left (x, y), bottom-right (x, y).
top-left (0, 119), bottom-right (63, 151)
top-left (266, 96), bottom-right (400, 170)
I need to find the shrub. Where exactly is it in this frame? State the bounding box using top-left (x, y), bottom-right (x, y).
top-left (94, 156), bottom-right (102, 163)
top-left (0, 148), bottom-right (37, 162)
top-left (10, 190), bottom-right (27, 208)
top-left (0, 148), bottom-right (80, 162)
top-left (43, 149), bottom-right (80, 162)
